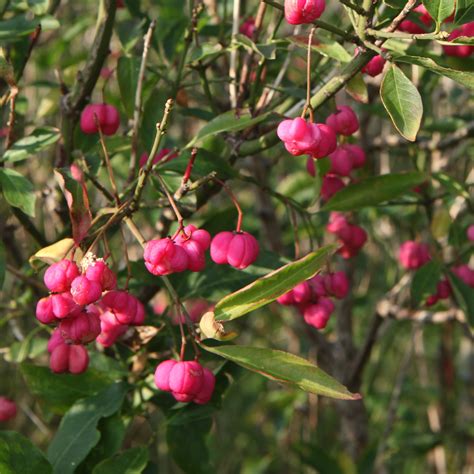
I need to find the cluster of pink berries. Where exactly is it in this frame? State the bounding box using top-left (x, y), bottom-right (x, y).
top-left (154, 359), bottom-right (215, 404)
top-left (277, 271), bottom-right (349, 329)
top-left (327, 212), bottom-right (367, 259)
top-left (398, 240), bottom-right (474, 306)
top-left (144, 224), bottom-right (259, 276)
top-left (36, 255), bottom-right (144, 374)
top-left (284, 0), bottom-right (325, 25)
top-left (0, 397), bottom-right (16, 422)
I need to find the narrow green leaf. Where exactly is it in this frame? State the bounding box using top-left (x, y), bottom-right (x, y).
top-left (392, 54), bottom-right (474, 90)
top-left (92, 447), bottom-right (148, 474)
top-left (432, 172), bottom-right (470, 200)
top-left (201, 344), bottom-right (361, 400)
top-left (411, 261), bottom-right (442, 306)
top-left (185, 109), bottom-right (271, 148)
top-left (422, 0), bottom-right (455, 23)
top-left (381, 64), bottom-right (423, 141)
top-left (20, 363), bottom-right (114, 414)
top-left (323, 172), bottom-right (426, 211)
top-left (0, 15), bottom-right (59, 40)
top-left (214, 246), bottom-right (336, 322)
top-left (47, 383), bottom-right (127, 474)
top-left (447, 272), bottom-right (474, 328)
top-left (117, 56), bottom-right (140, 118)
top-left (288, 36), bottom-right (352, 63)
top-left (189, 43), bottom-right (224, 63)
top-left (0, 431), bottom-right (52, 474)
top-left (0, 168), bottom-right (36, 217)
top-left (2, 127), bottom-right (60, 163)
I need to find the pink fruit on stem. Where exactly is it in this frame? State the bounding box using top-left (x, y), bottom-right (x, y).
top-left (321, 175), bottom-right (345, 201)
top-left (50, 343), bottom-right (89, 374)
top-left (96, 325), bottom-right (128, 347)
top-left (292, 281), bottom-right (312, 304)
top-left (398, 19), bottom-right (426, 34)
top-left (174, 225), bottom-right (211, 272)
top-left (80, 104), bottom-right (120, 135)
top-left (0, 397), bottom-right (17, 422)
top-left (468, 225), bottom-right (474, 242)
top-left (284, 0), bottom-right (325, 25)
top-left (210, 231), bottom-right (259, 269)
top-left (326, 106), bottom-right (359, 136)
top-left (443, 22), bottom-right (474, 57)
top-left (277, 117), bottom-right (322, 156)
top-left (302, 297), bottom-right (335, 329)
top-left (84, 260), bottom-right (117, 291)
top-left (324, 271), bottom-right (350, 299)
top-left (343, 144), bottom-right (366, 169)
top-left (361, 55), bottom-right (386, 77)
top-left (240, 17), bottom-right (256, 38)
top-left (308, 274), bottom-right (327, 297)
top-left (44, 259), bottom-right (80, 293)
top-left (59, 311), bottom-right (101, 344)
top-left (311, 123), bottom-right (337, 159)
top-left (194, 368), bottom-right (216, 404)
top-left (70, 276), bottom-right (103, 305)
top-left (169, 361), bottom-right (204, 402)
top-left (398, 241), bottom-right (431, 270)
top-left (101, 291), bottom-right (138, 325)
top-left (144, 238), bottom-right (189, 276)
top-left (47, 329), bottom-right (65, 354)
top-left (154, 360), bottom-right (178, 391)
top-left (51, 292), bottom-right (82, 319)
top-left (329, 147), bottom-right (353, 176)
top-left (36, 296), bottom-right (56, 324)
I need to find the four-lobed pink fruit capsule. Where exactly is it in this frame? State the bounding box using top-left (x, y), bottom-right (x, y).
top-left (44, 259), bottom-right (80, 293)
top-left (48, 330), bottom-right (89, 374)
top-left (80, 103), bottom-right (120, 135)
top-left (326, 105), bottom-right (359, 136)
top-left (284, 0), bottom-right (325, 25)
top-left (210, 231), bottom-right (259, 269)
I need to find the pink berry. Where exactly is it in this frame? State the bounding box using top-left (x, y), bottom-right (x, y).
top-left (277, 117), bottom-right (322, 156)
top-left (398, 20), bottom-right (426, 34)
top-left (324, 271), bottom-right (350, 299)
top-left (68, 345), bottom-right (89, 374)
top-left (329, 147), bottom-right (353, 176)
top-left (326, 106), bottom-right (359, 136)
top-left (443, 22), bottom-right (474, 57)
top-left (154, 359), bottom-right (177, 391)
top-left (327, 212), bottom-right (349, 234)
top-left (49, 343), bottom-right (70, 373)
top-left (343, 144), bottom-right (366, 169)
top-left (321, 175), bottom-right (345, 201)
top-left (292, 281), bottom-right (312, 304)
top-left (51, 292), bottom-right (82, 319)
top-left (36, 296), bottom-right (56, 324)
top-left (101, 290), bottom-right (137, 325)
top-left (210, 231), bottom-right (259, 270)
top-left (175, 225), bottom-right (211, 272)
top-left (169, 361), bottom-right (204, 402)
top-left (240, 17), bottom-right (256, 38)
top-left (311, 123), bottom-right (337, 159)
top-left (467, 225), bottom-right (474, 242)
top-left (44, 259), bottom-right (80, 293)
top-left (0, 397), bottom-right (17, 422)
top-left (47, 329), bottom-right (65, 354)
top-left (398, 241), bottom-right (431, 270)
top-left (70, 276), bottom-right (103, 305)
top-left (144, 238), bottom-right (189, 276)
top-left (436, 279), bottom-right (452, 299)
top-left (452, 264), bottom-right (474, 288)
top-left (193, 368), bottom-right (216, 404)
top-left (96, 325), bottom-right (128, 347)
top-left (277, 291), bottom-right (296, 305)
top-left (50, 343), bottom-right (89, 374)
top-left (284, 0), bottom-right (325, 25)
top-left (361, 55), bottom-right (386, 77)
top-left (59, 311), bottom-right (101, 344)
top-left (84, 260), bottom-right (117, 291)
top-left (303, 297), bottom-right (334, 329)
top-left (307, 274), bottom-right (327, 297)
top-left (80, 104), bottom-right (120, 135)
top-left (426, 294), bottom-right (439, 306)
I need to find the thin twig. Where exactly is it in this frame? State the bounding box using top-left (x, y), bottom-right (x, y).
top-left (229, 0), bottom-right (241, 109)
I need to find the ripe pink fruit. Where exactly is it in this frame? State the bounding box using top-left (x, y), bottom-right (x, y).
top-left (47, 329), bottom-right (65, 353)
top-left (44, 260), bottom-right (80, 293)
top-left (59, 311), bottom-right (101, 344)
top-left (443, 22), bottom-right (474, 57)
top-left (96, 324), bottom-right (128, 347)
top-left (398, 241), bottom-right (431, 270)
top-left (101, 290), bottom-right (138, 326)
top-left (0, 397), bottom-right (17, 422)
top-left (169, 361), bottom-right (204, 403)
top-left (139, 148), bottom-right (178, 167)
top-left (174, 225), bottom-right (211, 272)
top-left (311, 123), bottom-right (337, 159)
top-left (307, 274), bottom-right (327, 297)
top-left (144, 238), bottom-right (189, 276)
top-left (36, 296), bottom-right (56, 324)
top-left (326, 105), bottom-right (359, 136)
top-left (468, 225), bottom-right (474, 242)
top-left (338, 225), bottom-right (368, 259)
top-left (210, 231), bottom-right (259, 269)
top-left (361, 55), bottom-right (386, 77)
top-left (321, 175), bottom-right (345, 201)
top-left (324, 271), bottom-right (350, 299)
top-left (80, 103), bottom-right (120, 135)
top-left (329, 147), bottom-right (353, 176)
top-left (277, 117), bottom-right (321, 156)
top-left (194, 368), bottom-right (216, 404)
top-left (302, 297), bottom-right (334, 329)
top-left (284, 0), bottom-right (325, 25)
top-left (84, 260), bottom-right (117, 291)
top-left (452, 264), bottom-right (474, 288)
top-left (343, 144), bottom-right (366, 169)
top-left (154, 359), bottom-right (178, 391)
top-left (70, 276), bottom-right (103, 305)
top-left (49, 343), bottom-right (89, 374)
top-left (51, 292), bottom-right (82, 319)
top-left (240, 17), bottom-right (256, 38)
top-left (398, 20), bottom-right (426, 34)
top-left (327, 212), bottom-right (349, 234)
top-left (292, 281), bottom-right (312, 304)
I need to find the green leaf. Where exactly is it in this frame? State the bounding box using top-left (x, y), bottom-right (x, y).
top-left (117, 56), bottom-right (140, 118)
top-left (0, 241), bottom-right (5, 290)
top-left (234, 34), bottom-right (276, 61)
top-left (213, 246), bottom-right (336, 322)
top-left (0, 168), bottom-right (36, 217)
top-left (189, 43), bottom-right (224, 63)
top-left (447, 272), bottom-right (474, 328)
top-left (0, 15), bottom-right (59, 40)
top-left (288, 36), bottom-right (352, 63)
top-left (346, 73), bottom-right (369, 104)
top-left (323, 172), bottom-right (426, 211)
top-left (392, 54), bottom-right (474, 90)
top-left (411, 261), bottom-right (442, 306)
top-left (201, 344), bottom-right (360, 400)
top-left (381, 64), bottom-right (423, 141)
top-left (185, 109), bottom-right (271, 148)
top-left (432, 172), bottom-right (470, 200)
top-left (47, 383), bottom-right (128, 474)
top-left (0, 431), bottom-right (52, 474)
top-left (422, 0), bottom-right (455, 22)
top-left (20, 363), bottom-right (114, 414)
top-left (454, 0), bottom-right (474, 24)
top-left (92, 447), bottom-right (148, 474)
top-left (2, 127), bottom-right (60, 163)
